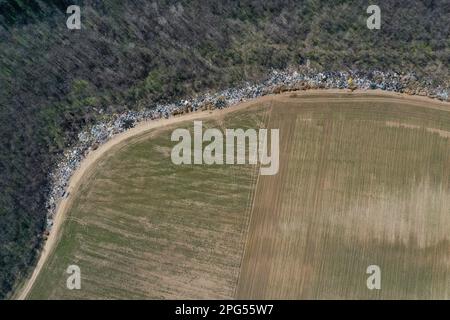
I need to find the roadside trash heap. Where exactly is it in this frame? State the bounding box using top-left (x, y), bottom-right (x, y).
top-left (43, 69), bottom-right (449, 236)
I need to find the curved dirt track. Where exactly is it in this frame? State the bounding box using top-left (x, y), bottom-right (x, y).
top-left (15, 89), bottom-right (450, 299)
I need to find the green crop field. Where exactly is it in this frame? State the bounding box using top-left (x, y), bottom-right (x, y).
top-left (28, 93), bottom-right (450, 299)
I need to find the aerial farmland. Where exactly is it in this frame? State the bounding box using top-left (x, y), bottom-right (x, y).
top-left (25, 92), bottom-right (450, 300)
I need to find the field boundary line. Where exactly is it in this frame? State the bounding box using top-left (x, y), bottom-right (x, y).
top-left (232, 98), bottom-right (274, 298)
